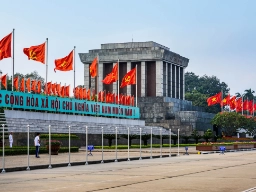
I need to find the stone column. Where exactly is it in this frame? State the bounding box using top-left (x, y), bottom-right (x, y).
top-left (98, 62), bottom-right (103, 93)
top-left (170, 63), bottom-right (172, 98)
top-left (165, 62), bottom-right (168, 97)
top-left (141, 61), bottom-right (146, 97)
top-left (174, 64), bottom-right (176, 98)
top-left (113, 63), bottom-right (117, 94)
top-left (127, 62), bottom-right (131, 95)
top-left (178, 66), bottom-right (181, 99)
top-left (156, 60), bottom-right (163, 96)
top-left (183, 67), bottom-right (185, 100)
top-left (84, 64), bottom-right (90, 89)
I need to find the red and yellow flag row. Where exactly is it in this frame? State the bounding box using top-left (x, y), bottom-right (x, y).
top-left (73, 87), bottom-right (134, 106)
top-left (207, 92), bottom-right (256, 114)
top-left (0, 32), bottom-right (136, 88)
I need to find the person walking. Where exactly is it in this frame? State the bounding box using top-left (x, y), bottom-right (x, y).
top-left (34, 133), bottom-right (40, 158)
top-left (9, 132), bottom-right (13, 148)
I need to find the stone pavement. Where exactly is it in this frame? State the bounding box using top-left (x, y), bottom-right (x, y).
top-left (1, 146), bottom-right (198, 172)
top-left (1, 150), bottom-right (256, 192)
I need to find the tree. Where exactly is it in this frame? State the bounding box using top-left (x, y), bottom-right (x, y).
top-left (141, 134), bottom-right (151, 146)
top-left (120, 134), bottom-right (138, 146)
top-left (185, 72), bottom-right (230, 114)
top-left (244, 88), bottom-right (255, 101)
top-left (171, 135), bottom-right (178, 145)
top-left (103, 134), bottom-right (116, 147)
top-left (202, 129), bottom-right (213, 142)
top-left (153, 134), bottom-right (169, 146)
top-left (185, 90), bottom-right (220, 113)
top-left (181, 135), bottom-right (190, 144)
top-left (191, 129), bottom-right (201, 144)
top-left (211, 112), bottom-right (246, 137)
top-left (243, 117), bottom-right (256, 137)
top-left (1, 71), bottom-right (45, 92)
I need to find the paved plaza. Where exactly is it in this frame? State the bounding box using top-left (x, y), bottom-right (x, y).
top-left (0, 147), bottom-right (256, 192)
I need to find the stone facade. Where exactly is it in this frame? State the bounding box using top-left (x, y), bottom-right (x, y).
top-left (138, 97), bottom-right (215, 136)
top-left (79, 41), bottom-right (189, 99)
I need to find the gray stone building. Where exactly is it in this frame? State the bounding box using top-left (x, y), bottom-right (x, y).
top-left (79, 42), bottom-right (215, 136)
top-left (79, 41), bottom-right (189, 99)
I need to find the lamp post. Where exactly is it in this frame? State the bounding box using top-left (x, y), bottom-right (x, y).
top-left (160, 128), bottom-right (162, 158)
top-left (48, 125), bottom-right (52, 169)
top-left (26, 125), bottom-right (30, 171)
top-left (139, 127), bottom-right (142, 160)
top-left (127, 127), bottom-right (130, 161)
top-left (178, 129), bottom-right (180, 156)
top-left (150, 127), bottom-right (153, 159)
top-left (101, 127), bottom-right (104, 164)
top-left (169, 128), bottom-right (172, 157)
top-left (68, 125), bottom-right (71, 167)
top-left (1, 124), bottom-right (5, 173)
top-left (115, 127), bottom-right (118, 162)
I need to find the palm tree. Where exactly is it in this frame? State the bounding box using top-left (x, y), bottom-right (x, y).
top-left (235, 92), bottom-right (242, 97)
top-left (244, 89), bottom-right (255, 101)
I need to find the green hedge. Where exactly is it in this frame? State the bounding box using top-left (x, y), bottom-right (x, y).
top-left (0, 146), bottom-right (79, 156)
top-left (93, 143), bottom-right (197, 149)
top-left (40, 134), bottom-right (79, 139)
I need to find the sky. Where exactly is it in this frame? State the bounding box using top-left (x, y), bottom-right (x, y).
top-left (0, 0), bottom-right (255, 96)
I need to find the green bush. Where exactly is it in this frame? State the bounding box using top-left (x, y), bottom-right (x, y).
top-left (40, 134), bottom-right (79, 139)
top-left (0, 146), bottom-right (79, 156)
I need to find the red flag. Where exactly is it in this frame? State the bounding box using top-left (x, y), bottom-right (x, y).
top-left (87, 89), bottom-right (90, 100)
top-left (1, 74), bottom-right (7, 89)
top-left (51, 83), bottom-right (56, 95)
top-left (79, 87), bottom-right (83, 99)
top-left (56, 84), bottom-right (61, 96)
top-left (221, 94), bottom-right (230, 106)
top-left (60, 86), bottom-right (65, 97)
top-left (229, 96), bottom-right (236, 110)
top-left (23, 42), bottom-right (45, 64)
top-left (206, 92), bottom-right (222, 106)
top-left (20, 78), bottom-right (25, 92)
top-left (83, 88), bottom-right (87, 100)
top-left (54, 50), bottom-right (73, 72)
top-left (236, 98), bottom-right (242, 112)
top-left (0, 33), bottom-right (12, 60)
top-left (120, 68), bottom-right (136, 88)
top-left (45, 82), bottom-right (52, 95)
top-left (37, 81), bottom-right (41, 94)
top-left (65, 85), bottom-right (70, 97)
top-left (131, 96), bottom-right (135, 106)
top-left (14, 76), bottom-right (19, 91)
top-left (90, 57), bottom-right (97, 78)
top-left (243, 100), bottom-right (249, 111)
top-left (26, 78), bottom-right (31, 92)
top-left (98, 91), bottom-right (101, 102)
top-left (248, 100), bottom-right (253, 112)
top-left (102, 63), bottom-right (118, 84)
top-left (126, 95), bottom-right (131, 106)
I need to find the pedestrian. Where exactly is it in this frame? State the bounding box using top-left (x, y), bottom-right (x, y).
top-left (9, 132), bottom-right (13, 148)
top-left (34, 133), bottom-right (40, 158)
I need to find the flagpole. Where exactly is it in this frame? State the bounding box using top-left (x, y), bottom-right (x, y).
top-left (46, 38), bottom-right (48, 94)
top-left (136, 65), bottom-right (137, 107)
top-left (74, 46), bottom-right (76, 92)
top-left (12, 29), bottom-right (15, 91)
top-left (242, 95), bottom-right (244, 115)
top-left (117, 59), bottom-right (119, 107)
top-left (221, 90), bottom-right (223, 112)
top-left (97, 53), bottom-right (99, 94)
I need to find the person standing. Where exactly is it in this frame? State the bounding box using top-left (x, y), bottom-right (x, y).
top-left (34, 133), bottom-right (40, 158)
top-left (9, 132), bottom-right (13, 148)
